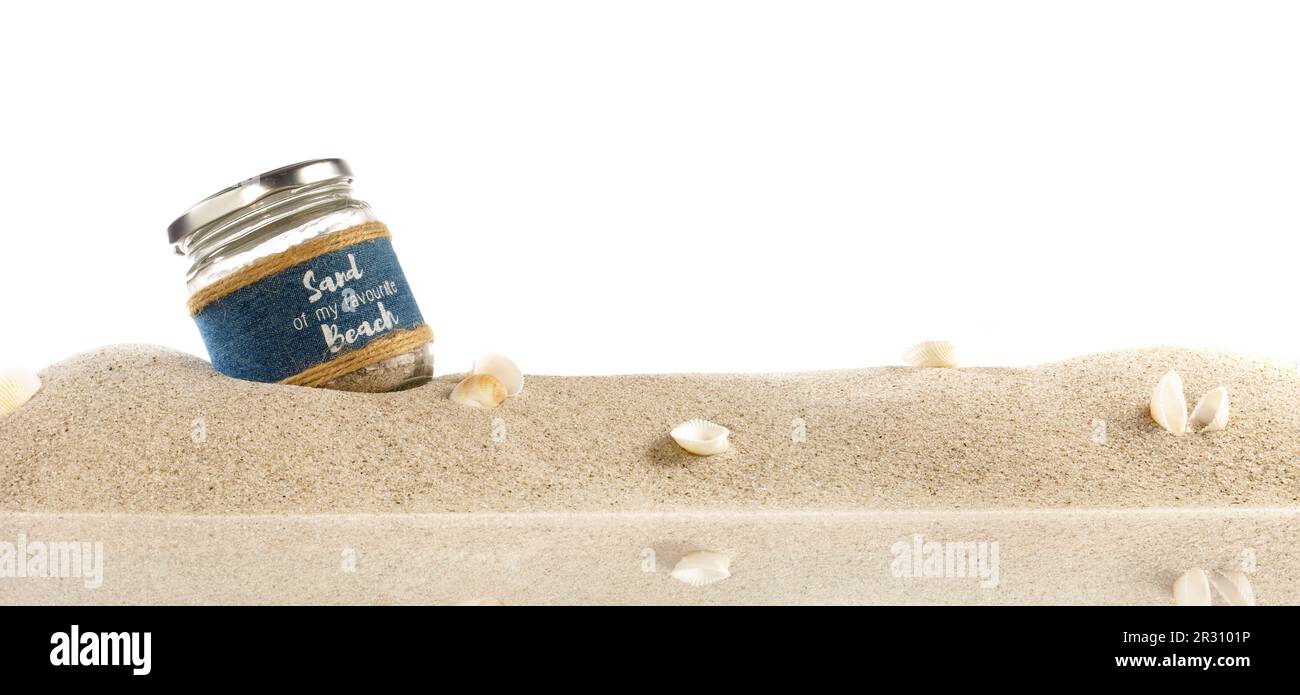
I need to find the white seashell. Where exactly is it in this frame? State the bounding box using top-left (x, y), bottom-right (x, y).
top-left (458, 598), bottom-right (507, 606)
top-left (449, 374), bottom-right (507, 409)
top-left (472, 354), bottom-right (524, 396)
top-left (671, 551), bottom-right (732, 587)
top-left (670, 418), bottom-right (731, 456)
top-left (1208, 570), bottom-right (1256, 607)
top-left (903, 341), bottom-right (959, 368)
top-left (1189, 386), bottom-right (1229, 433)
top-left (1150, 370), bottom-right (1188, 435)
top-left (0, 368), bottom-right (42, 416)
top-left (1172, 568), bottom-right (1212, 606)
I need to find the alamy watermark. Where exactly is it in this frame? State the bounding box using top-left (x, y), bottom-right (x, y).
top-left (1090, 418), bottom-right (1107, 445)
top-left (790, 417), bottom-right (807, 444)
top-left (0, 533), bottom-right (104, 589)
top-left (50, 625), bottom-right (150, 676)
top-left (1240, 547), bottom-right (1256, 573)
top-left (890, 534), bottom-right (999, 589)
top-left (191, 416), bottom-right (208, 445)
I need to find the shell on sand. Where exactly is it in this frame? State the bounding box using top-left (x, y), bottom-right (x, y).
top-left (0, 368), bottom-right (41, 416)
top-left (1150, 370), bottom-right (1188, 435)
top-left (1208, 570), bottom-right (1256, 606)
top-left (458, 598), bottom-right (507, 606)
top-left (449, 374), bottom-right (507, 409)
top-left (670, 418), bottom-right (730, 456)
top-left (472, 354), bottom-right (524, 396)
top-left (671, 551), bottom-right (732, 587)
top-left (1189, 386), bottom-right (1229, 433)
top-left (1172, 568), bottom-right (1212, 606)
top-left (903, 341), bottom-right (959, 368)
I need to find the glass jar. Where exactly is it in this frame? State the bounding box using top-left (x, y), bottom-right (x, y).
top-left (168, 159), bottom-right (433, 392)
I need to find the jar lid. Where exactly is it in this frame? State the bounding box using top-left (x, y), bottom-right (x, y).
top-left (167, 158), bottom-right (354, 244)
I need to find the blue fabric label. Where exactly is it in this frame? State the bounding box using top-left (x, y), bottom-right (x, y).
top-left (193, 236), bottom-right (427, 383)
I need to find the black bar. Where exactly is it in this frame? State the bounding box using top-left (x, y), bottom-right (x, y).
top-left (0, 606), bottom-right (1287, 682)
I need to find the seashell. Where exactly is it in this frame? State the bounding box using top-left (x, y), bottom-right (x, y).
top-left (1189, 386), bottom-right (1229, 433)
top-left (1172, 568), bottom-right (1212, 606)
top-left (449, 374), bottom-right (507, 409)
top-left (458, 598), bottom-right (507, 606)
top-left (0, 368), bottom-right (42, 416)
top-left (1149, 370), bottom-right (1188, 435)
top-left (1208, 570), bottom-right (1256, 607)
top-left (671, 551), bottom-right (732, 587)
top-left (903, 341), bottom-right (959, 368)
top-left (472, 354), bottom-right (524, 397)
top-left (670, 418), bottom-right (731, 456)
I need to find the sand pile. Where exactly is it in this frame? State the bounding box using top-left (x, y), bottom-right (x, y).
top-left (3, 345), bottom-right (1299, 605)
top-left (2, 345), bottom-right (1298, 513)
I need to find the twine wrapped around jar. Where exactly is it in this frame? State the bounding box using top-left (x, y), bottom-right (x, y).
top-left (169, 160), bottom-right (434, 392)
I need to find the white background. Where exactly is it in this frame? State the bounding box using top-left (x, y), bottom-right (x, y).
top-left (1, 1), bottom-right (1297, 376)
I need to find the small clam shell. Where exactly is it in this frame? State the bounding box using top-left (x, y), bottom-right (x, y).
top-left (449, 374), bottom-right (507, 409)
top-left (472, 354), bottom-right (524, 396)
top-left (670, 418), bottom-right (730, 456)
top-left (1189, 386), bottom-right (1229, 433)
top-left (0, 368), bottom-right (42, 416)
top-left (1208, 570), bottom-right (1256, 607)
top-left (1172, 568), bottom-right (1212, 606)
top-left (1150, 370), bottom-right (1188, 435)
top-left (671, 551), bottom-right (732, 587)
top-left (903, 341), bottom-right (959, 368)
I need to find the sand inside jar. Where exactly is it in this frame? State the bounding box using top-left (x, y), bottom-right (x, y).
top-left (320, 346), bottom-right (433, 392)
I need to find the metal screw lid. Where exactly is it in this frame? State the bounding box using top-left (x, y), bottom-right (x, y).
top-left (167, 158), bottom-right (353, 245)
